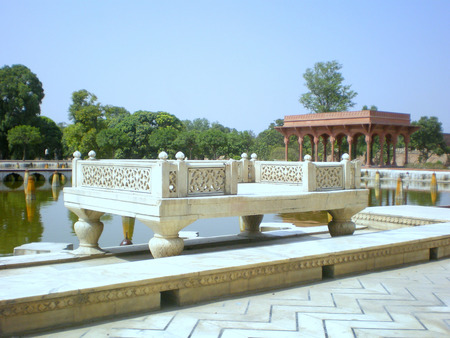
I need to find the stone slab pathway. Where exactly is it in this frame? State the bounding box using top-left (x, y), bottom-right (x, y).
top-left (38, 258), bottom-right (450, 338)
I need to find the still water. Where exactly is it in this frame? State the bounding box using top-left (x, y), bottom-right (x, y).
top-left (1, 179), bottom-right (449, 256)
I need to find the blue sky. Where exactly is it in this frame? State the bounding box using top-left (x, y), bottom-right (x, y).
top-left (2, 0), bottom-right (449, 134)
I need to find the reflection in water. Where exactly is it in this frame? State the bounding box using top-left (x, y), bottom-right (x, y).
top-left (277, 210), bottom-right (329, 227)
top-left (120, 216), bottom-right (135, 245)
top-left (25, 198), bottom-right (36, 222)
top-left (0, 186), bottom-right (46, 255)
top-left (395, 177), bottom-right (403, 205)
top-left (431, 173), bottom-right (437, 205)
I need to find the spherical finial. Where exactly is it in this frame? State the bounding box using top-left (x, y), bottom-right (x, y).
top-left (241, 153), bottom-right (248, 159)
top-left (158, 151), bottom-right (168, 160)
top-left (304, 154), bottom-right (312, 161)
top-left (342, 153), bottom-right (350, 161)
top-left (88, 150), bottom-right (96, 160)
top-left (250, 153), bottom-right (257, 161)
top-left (175, 151), bottom-right (185, 161)
top-left (73, 151), bottom-right (81, 159)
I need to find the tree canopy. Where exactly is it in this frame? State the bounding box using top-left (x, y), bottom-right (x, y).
top-left (2, 63), bottom-right (447, 167)
top-left (0, 64), bottom-right (44, 158)
top-left (299, 60), bottom-right (357, 113)
top-left (7, 125), bottom-right (42, 160)
top-left (35, 116), bottom-right (63, 159)
top-left (410, 116), bottom-right (448, 163)
top-left (62, 90), bottom-right (106, 157)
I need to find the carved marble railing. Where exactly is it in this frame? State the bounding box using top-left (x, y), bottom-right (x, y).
top-left (72, 151), bottom-right (360, 197)
top-left (253, 154), bottom-right (361, 191)
top-left (72, 150), bottom-right (238, 198)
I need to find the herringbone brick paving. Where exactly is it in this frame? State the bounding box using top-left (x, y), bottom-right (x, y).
top-left (39, 258), bottom-right (450, 337)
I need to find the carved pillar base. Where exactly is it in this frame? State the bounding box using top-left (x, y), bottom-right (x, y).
top-left (327, 207), bottom-right (363, 237)
top-left (327, 220), bottom-right (355, 237)
top-left (239, 214), bottom-right (264, 236)
top-left (67, 208), bottom-right (105, 255)
top-left (137, 216), bottom-right (197, 258)
top-left (149, 234), bottom-right (185, 258)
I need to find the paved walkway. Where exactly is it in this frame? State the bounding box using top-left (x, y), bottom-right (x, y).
top-left (38, 258), bottom-right (450, 338)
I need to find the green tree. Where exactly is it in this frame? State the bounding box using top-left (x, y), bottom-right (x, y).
top-left (410, 116), bottom-right (447, 163)
top-left (148, 127), bottom-right (180, 157)
top-left (129, 111), bottom-right (183, 158)
top-left (173, 130), bottom-right (200, 159)
top-left (7, 125), bottom-right (42, 160)
top-left (199, 129), bottom-right (228, 159)
top-left (183, 118), bottom-right (210, 132)
top-left (63, 90), bottom-right (105, 157)
top-left (62, 123), bottom-right (86, 157)
top-left (68, 90), bottom-right (104, 129)
top-left (253, 119), bottom-right (285, 160)
top-left (226, 130), bottom-right (255, 159)
top-left (98, 110), bottom-right (184, 159)
top-left (362, 105), bottom-right (378, 111)
top-left (95, 106), bottom-right (131, 159)
top-left (0, 64), bottom-right (44, 158)
top-left (96, 127), bottom-right (130, 159)
top-left (299, 60), bottom-right (357, 113)
top-left (35, 116), bottom-right (63, 159)
top-left (104, 105), bottom-right (130, 126)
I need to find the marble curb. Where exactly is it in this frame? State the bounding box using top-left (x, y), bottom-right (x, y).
top-left (353, 205), bottom-right (450, 230)
top-left (1, 223), bottom-right (450, 336)
top-left (1, 225), bottom-right (360, 270)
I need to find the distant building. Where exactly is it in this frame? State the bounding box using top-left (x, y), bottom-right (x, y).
top-left (276, 110), bottom-right (420, 167)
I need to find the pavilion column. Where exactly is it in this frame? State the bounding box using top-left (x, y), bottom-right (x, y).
top-left (330, 136), bottom-right (335, 162)
top-left (298, 136), bottom-right (304, 161)
top-left (404, 135), bottom-right (410, 165)
top-left (284, 136), bottom-right (289, 161)
top-left (365, 135), bottom-right (372, 166)
top-left (386, 139), bottom-right (391, 166)
top-left (392, 137), bottom-right (398, 167)
top-left (379, 134), bottom-right (385, 167)
top-left (322, 136), bottom-right (328, 162)
top-left (314, 136), bottom-right (319, 162)
top-left (347, 136), bottom-right (353, 161)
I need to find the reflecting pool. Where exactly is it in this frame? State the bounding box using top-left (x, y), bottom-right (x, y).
top-left (1, 177), bottom-right (449, 256)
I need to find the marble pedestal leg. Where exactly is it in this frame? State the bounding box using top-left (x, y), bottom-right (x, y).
top-left (327, 207), bottom-right (362, 237)
top-left (137, 217), bottom-right (197, 258)
top-left (239, 214), bottom-right (264, 236)
top-left (67, 207), bottom-right (105, 255)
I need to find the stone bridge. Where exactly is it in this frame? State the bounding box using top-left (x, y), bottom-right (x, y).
top-left (0, 167), bottom-right (72, 190)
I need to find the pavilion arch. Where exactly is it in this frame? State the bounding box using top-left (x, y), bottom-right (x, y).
top-left (275, 110), bottom-right (420, 167)
top-left (317, 133), bottom-right (331, 162)
top-left (334, 133), bottom-right (348, 161)
top-left (352, 133), bottom-right (366, 161)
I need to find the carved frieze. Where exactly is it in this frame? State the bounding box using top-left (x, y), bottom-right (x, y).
top-left (352, 213), bottom-right (443, 227)
top-left (81, 165), bottom-right (152, 192)
top-left (260, 165), bottom-right (303, 183)
top-left (168, 171), bottom-right (177, 194)
top-left (316, 166), bottom-right (343, 190)
top-left (188, 167), bottom-right (225, 195)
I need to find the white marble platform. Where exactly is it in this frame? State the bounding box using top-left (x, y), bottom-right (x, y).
top-left (13, 242), bottom-right (73, 255)
top-left (354, 205), bottom-right (450, 229)
top-left (1, 218), bottom-right (450, 335)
